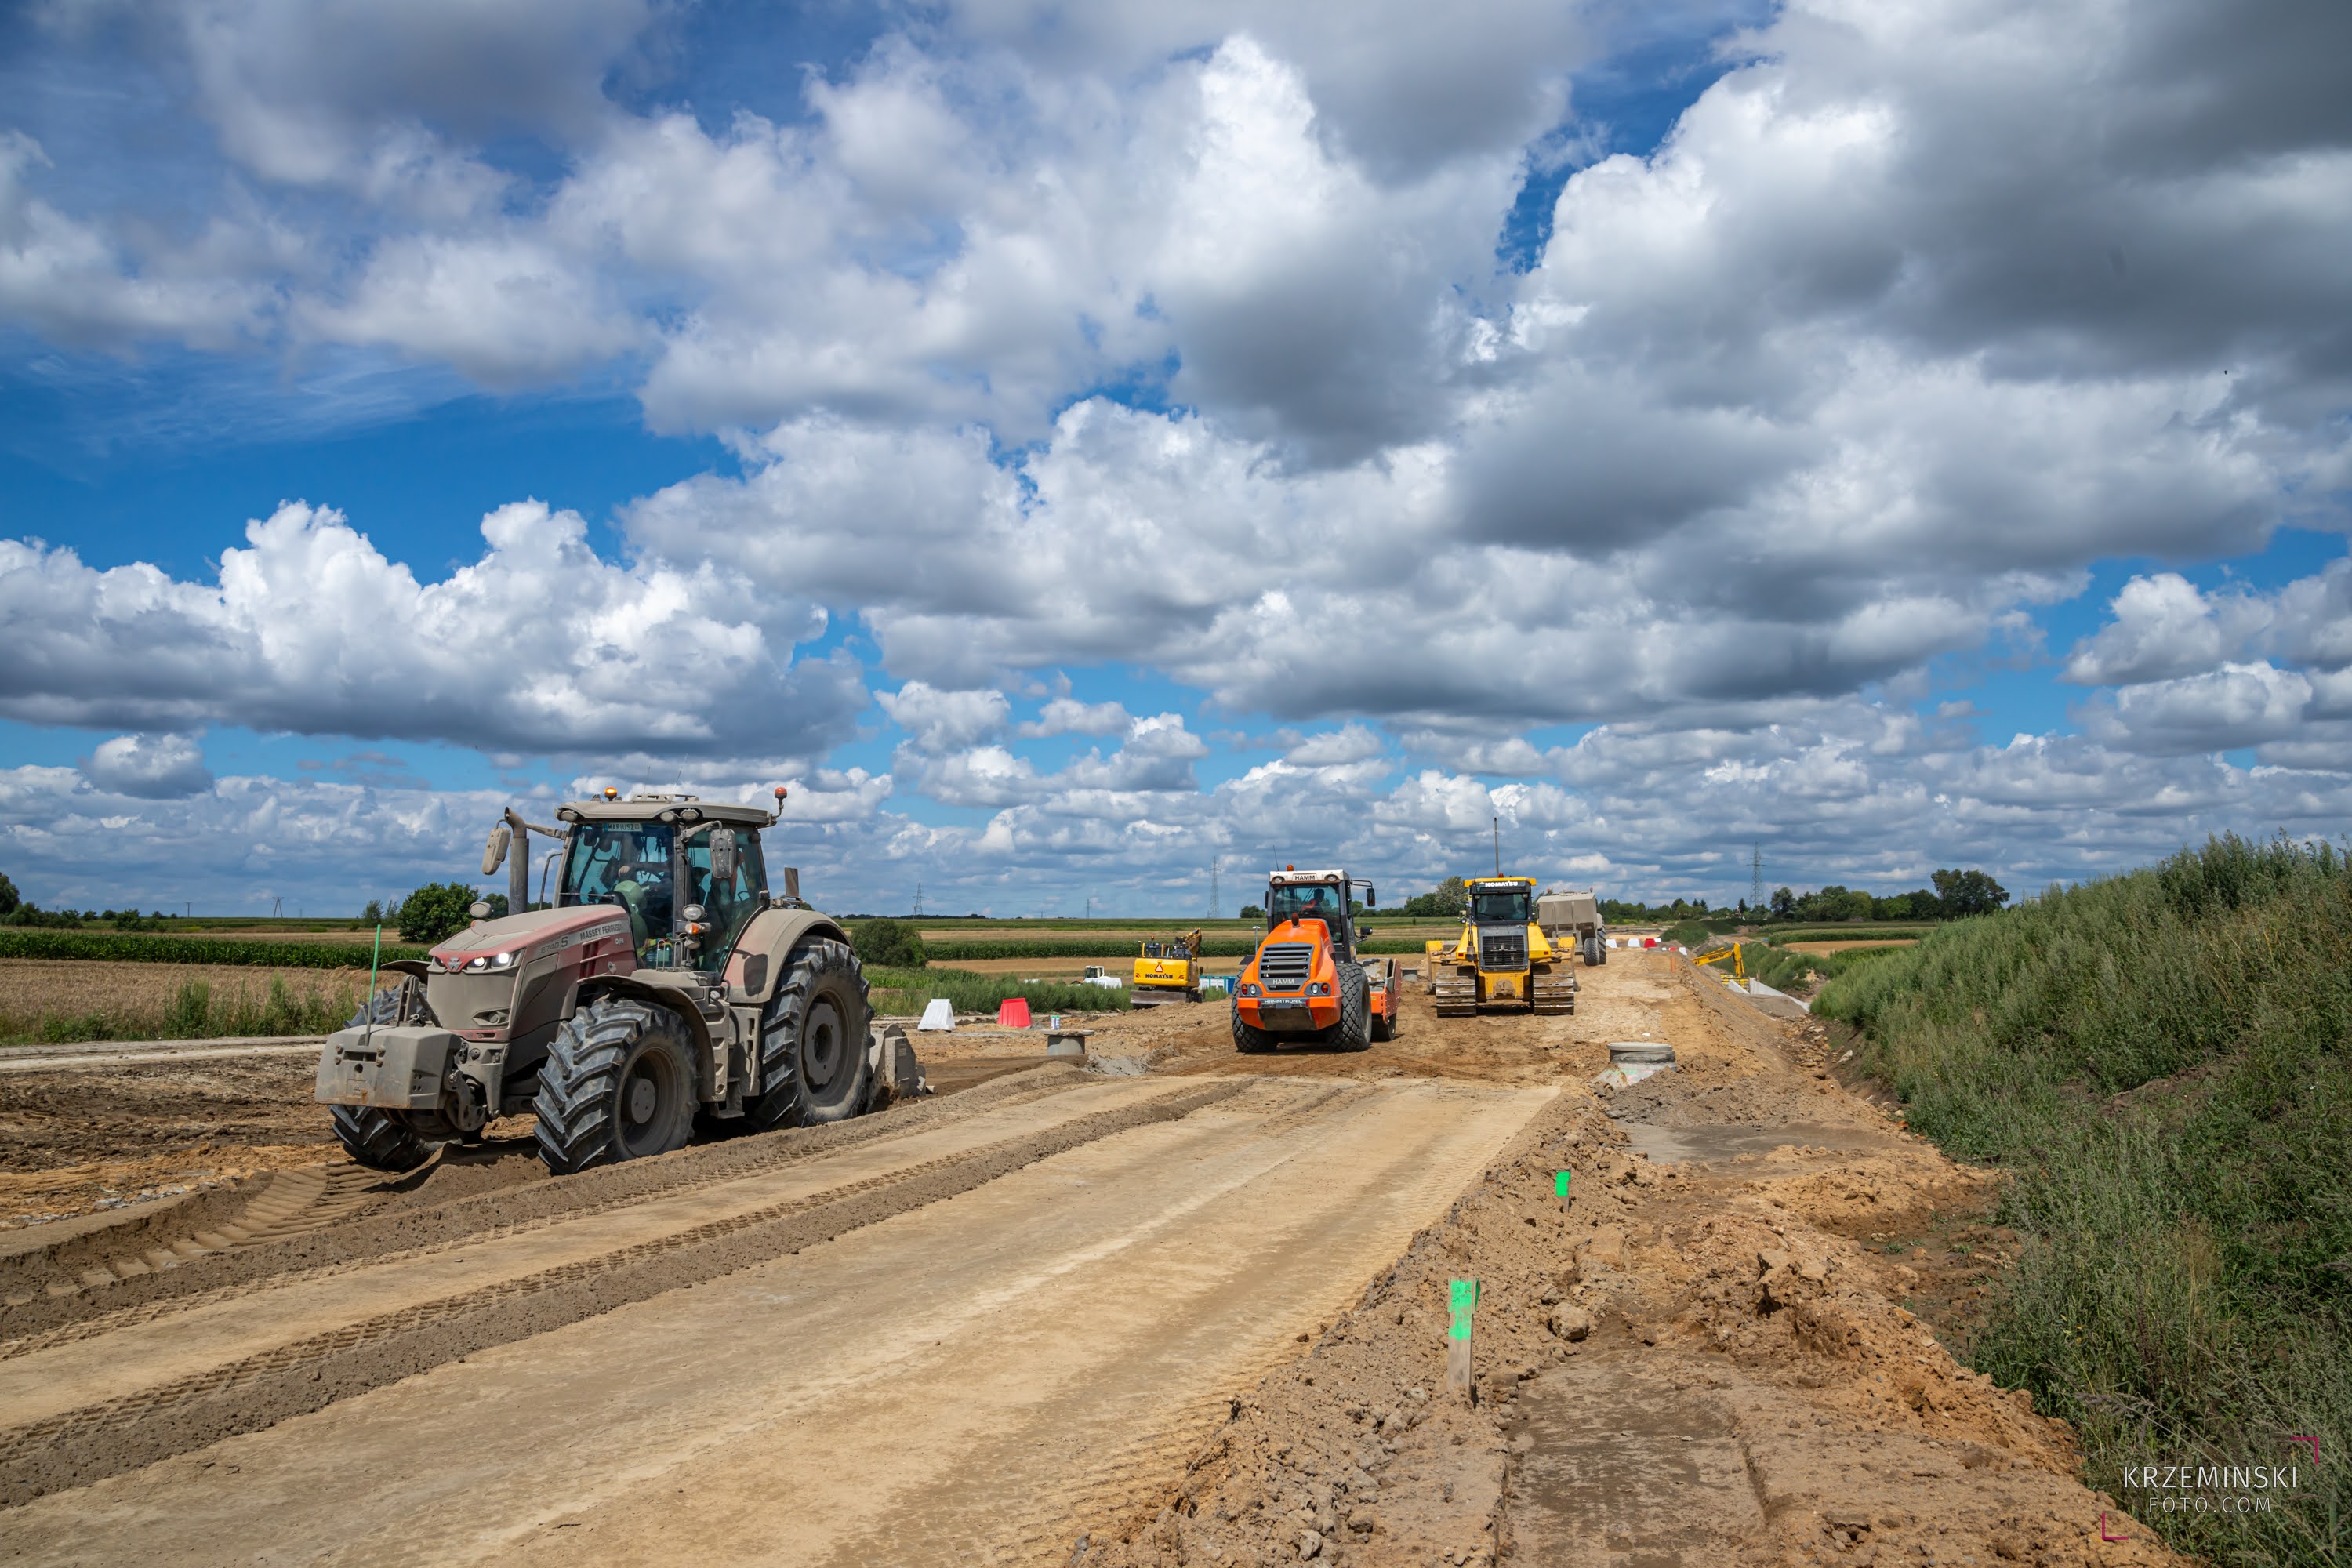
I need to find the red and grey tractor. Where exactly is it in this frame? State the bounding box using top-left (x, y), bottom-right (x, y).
top-left (314, 789), bottom-right (920, 1177)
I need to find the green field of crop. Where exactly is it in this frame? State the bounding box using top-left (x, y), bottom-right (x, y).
top-left (0, 929), bottom-right (425, 969)
top-left (1816, 835), bottom-right (2350, 1562)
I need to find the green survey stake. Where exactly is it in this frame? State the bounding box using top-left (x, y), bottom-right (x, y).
top-left (1555, 1169), bottom-right (1572, 1198)
top-left (1448, 1278), bottom-right (1480, 1341)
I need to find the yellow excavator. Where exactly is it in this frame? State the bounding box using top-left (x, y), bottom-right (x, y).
top-left (1695, 943), bottom-right (1748, 984)
top-left (1131, 929), bottom-right (1204, 1007)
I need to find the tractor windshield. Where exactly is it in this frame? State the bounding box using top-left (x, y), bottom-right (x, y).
top-left (560, 823), bottom-right (676, 957)
top-left (1471, 887), bottom-right (1531, 925)
top-left (1268, 882), bottom-right (1344, 925)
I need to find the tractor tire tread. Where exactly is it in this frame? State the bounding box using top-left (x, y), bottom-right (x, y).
top-left (746, 938), bottom-right (873, 1132)
top-left (533, 997), bottom-right (692, 1176)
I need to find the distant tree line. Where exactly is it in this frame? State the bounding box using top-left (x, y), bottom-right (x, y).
top-left (1386, 867), bottom-right (2009, 925)
top-left (0, 869), bottom-right (176, 930)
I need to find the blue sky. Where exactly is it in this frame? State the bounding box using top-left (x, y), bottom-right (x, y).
top-left (1, 0), bottom-right (2346, 916)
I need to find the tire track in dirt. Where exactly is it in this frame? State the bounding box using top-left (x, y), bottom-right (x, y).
top-left (0, 1062), bottom-right (1094, 1344)
top-left (0, 1079), bottom-right (1247, 1506)
top-left (762, 1079), bottom-right (1552, 1568)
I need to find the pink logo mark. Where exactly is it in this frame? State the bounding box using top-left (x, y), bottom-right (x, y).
top-left (2100, 1511), bottom-right (2132, 1543)
top-left (2285, 1436), bottom-right (2319, 1464)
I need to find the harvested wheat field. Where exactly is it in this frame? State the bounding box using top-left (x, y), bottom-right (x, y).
top-left (0, 960), bottom-right (368, 1044)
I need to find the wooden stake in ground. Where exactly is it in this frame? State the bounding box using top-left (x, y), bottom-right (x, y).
top-left (1447, 1277), bottom-right (1479, 1400)
top-left (1555, 1168), bottom-right (1572, 1210)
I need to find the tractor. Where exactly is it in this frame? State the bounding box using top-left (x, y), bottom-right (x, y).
top-left (1231, 867), bottom-right (1398, 1053)
top-left (314, 788), bottom-right (920, 1177)
top-left (1433, 875), bottom-right (1577, 1017)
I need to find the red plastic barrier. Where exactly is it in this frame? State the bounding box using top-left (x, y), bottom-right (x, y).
top-left (997, 997), bottom-right (1033, 1029)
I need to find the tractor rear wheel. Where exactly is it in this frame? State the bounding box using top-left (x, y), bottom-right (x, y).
top-left (1232, 996), bottom-right (1276, 1054)
top-left (746, 938), bottom-right (873, 1131)
top-left (533, 996), bottom-right (697, 1175)
top-left (328, 987), bottom-right (435, 1172)
top-left (1333, 962), bottom-right (1371, 1051)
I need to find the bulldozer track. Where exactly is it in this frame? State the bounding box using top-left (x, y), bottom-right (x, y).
top-left (0, 1079), bottom-right (1247, 1505)
top-left (0, 1062), bottom-right (1091, 1349)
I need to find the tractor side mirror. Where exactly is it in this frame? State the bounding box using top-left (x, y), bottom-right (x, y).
top-left (1364, 886), bottom-right (1377, 908)
top-left (481, 822), bottom-right (511, 876)
top-left (709, 826), bottom-right (738, 882)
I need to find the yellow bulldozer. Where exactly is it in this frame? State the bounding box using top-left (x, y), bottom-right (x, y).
top-left (1130, 929), bottom-right (1203, 1007)
top-left (1432, 876), bottom-right (1577, 1017)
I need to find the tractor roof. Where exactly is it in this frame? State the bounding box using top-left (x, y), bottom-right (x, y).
top-left (1471, 876), bottom-right (1537, 890)
top-left (555, 796), bottom-right (775, 828)
top-left (1268, 868), bottom-right (1348, 884)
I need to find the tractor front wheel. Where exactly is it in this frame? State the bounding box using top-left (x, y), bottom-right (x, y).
top-left (533, 997), bottom-right (697, 1175)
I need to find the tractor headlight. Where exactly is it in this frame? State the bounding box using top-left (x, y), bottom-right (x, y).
top-left (465, 952), bottom-right (517, 971)
top-left (1307, 982), bottom-right (1331, 997)
top-left (1239, 982), bottom-right (1261, 998)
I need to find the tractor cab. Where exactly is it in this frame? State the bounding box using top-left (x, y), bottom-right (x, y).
top-left (552, 802), bottom-right (769, 970)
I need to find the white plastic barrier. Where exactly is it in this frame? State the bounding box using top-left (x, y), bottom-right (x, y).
top-left (917, 997), bottom-right (956, 1031)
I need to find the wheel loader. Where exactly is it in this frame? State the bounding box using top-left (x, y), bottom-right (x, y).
top-left (1433, 875), bottom-right (1577, 1017)
top-left (314, 789), bottom-right (923, 1178)
top-left (1231, 867), bottom-right (1398, 1053)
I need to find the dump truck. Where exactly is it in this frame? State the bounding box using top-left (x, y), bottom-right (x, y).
top-left (1232, 866), bottom-right (1397, 1051)
top-left (1433, 874), bottom-right (1577, 1016)
top-left (314, 789), bottom-right (921, 1178)
top-left (1131, 929), bottom-right (1203, 1007)
top-left (1537, 888), bottom-right (1608, 966)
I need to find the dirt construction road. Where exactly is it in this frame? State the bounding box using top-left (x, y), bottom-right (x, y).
top-left (0, 953), bottom-right (2176, 1566)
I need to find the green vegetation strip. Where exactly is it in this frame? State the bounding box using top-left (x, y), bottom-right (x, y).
top-left (865, 965), bottom-right (1132, 1015)
top-left (1, 976), bottom-right (361, 1047)
top-left (0, 929), bottom-right (424, 968)
top-left (1816, 835), bottom-right (2349, 1563)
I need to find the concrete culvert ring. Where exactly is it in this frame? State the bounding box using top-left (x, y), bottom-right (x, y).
top-left (1608, 1042), bottom-right (1677, 1065)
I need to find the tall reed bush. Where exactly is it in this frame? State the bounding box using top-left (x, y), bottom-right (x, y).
top-left (1817, 834), bottom-right (2350, 1564)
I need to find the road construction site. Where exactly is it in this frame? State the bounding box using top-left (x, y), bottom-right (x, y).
top-left (0, 952), bottom-right (2172, 1566)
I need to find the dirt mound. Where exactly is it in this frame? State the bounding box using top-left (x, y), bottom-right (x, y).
top-left (1077, 956), bottom-right (2182, 1568)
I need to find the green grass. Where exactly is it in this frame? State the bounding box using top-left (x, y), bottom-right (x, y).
top-left (864, 965), bottom-right (1134, 1018)
top-left (0, 928), bottom-right (422, 968)
top-left (1816, 834), bottom-right (2350, 1564)
top-left (1735, 939), bottom-right (1911, 995)
top-left (0, 975), bottom-right (360, 1046)
top-left (1766, 924), bottom-right (1937, 942)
